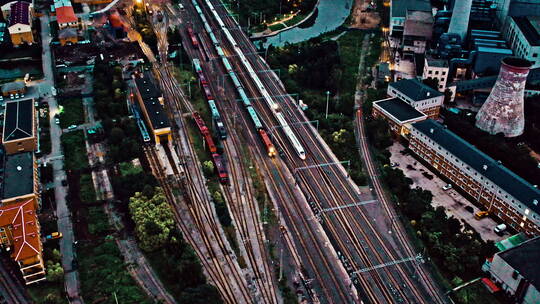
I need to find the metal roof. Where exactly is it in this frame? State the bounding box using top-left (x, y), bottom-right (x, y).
top-left (2, 99), bottom-right (33, 142)
top-left (2, 152), bottom-right (34, 200)
top-left (134, 72), bottom-right (170, 130)
top-left (1, 80), bottom-right (25, 93)
top-left (498, 236), bottom-right (540, 288)
top-left (389, 78), bottom-right (443, 101)
top-left (412, 120), bottom-right (540, 215)
top-left (391, 0), bottom-right (431, 18)
top-left (513, 16), bottom-right (540, 47)
top-left (374, 97), bottom-right (426, 122)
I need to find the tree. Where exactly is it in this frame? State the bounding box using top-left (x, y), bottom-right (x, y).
top-left (109, 127), bottom-right (125, 145)
top-left (129, 188), bottom-right (175, 252)
top-left (203, 160), bottom-right (215, 176)
top-left (46, 261), bottom-right (64, 282)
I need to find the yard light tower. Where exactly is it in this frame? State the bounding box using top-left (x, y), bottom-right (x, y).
top-left (325, 91), bottom-right (330, 119)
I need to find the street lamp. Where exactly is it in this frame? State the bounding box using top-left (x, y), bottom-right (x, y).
top-left (325, 91), bottom-right (330, 119)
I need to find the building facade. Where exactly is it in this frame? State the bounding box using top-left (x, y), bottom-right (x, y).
top-left (409, 120), bottom-right (540, 236)
top-left (483, 236), bottom-right (540, 304)
top-left (372, 97), bottom-right (427, 136)
top-left (423, 56), bottom-right (449, 91)
top-left (387, 79), bottom-right (445, 118)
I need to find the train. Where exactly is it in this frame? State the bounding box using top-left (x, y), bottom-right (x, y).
top-left (192, 112), bottom-right (229, 184)
top-left (192, 58), bottom-right (227, 139)
top-left (187, 26), bottom-right (199, 49)
top-left (192, 0), bottom-right (306, 160)
top-left (190, 0), bottom-right (278, 158)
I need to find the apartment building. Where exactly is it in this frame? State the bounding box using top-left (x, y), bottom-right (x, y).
top-left (2, 99), bottom-right (37, 155)
top-left (387, 79), bottom-right (444, 118)
top-left (409, 120), bottom-right (540, 236)
top-left (0, 152), bottom-right (45, 284)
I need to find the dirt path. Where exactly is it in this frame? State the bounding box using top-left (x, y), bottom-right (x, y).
top-left (349, 0), bottom-right (380, 29)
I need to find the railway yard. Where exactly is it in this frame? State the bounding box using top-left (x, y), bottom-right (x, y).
top-left (117, 0), bottom-right (449, 303)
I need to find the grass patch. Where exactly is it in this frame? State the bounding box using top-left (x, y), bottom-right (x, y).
top-left (450, 280), bottom-right (504, 304)
top-left (58, 98), bottom-right (85, 128)
top-left (61, 130), bottom-right (89, 171)
top-left (78, 206), bottom-right (151, 304)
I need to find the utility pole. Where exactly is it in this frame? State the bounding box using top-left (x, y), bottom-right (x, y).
top-left (325, 91), bottom-right (330, 119)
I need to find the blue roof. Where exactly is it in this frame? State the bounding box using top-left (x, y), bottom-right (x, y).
top-left (391, 0), bottom-right (431, 18)
top-left (477, 46), bottom-right (513, 54)
top-left (413, 120), bottom-right (540, 214)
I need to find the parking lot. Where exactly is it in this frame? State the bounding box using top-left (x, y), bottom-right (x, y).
top-left (388, 142), bottom-right (509, 242)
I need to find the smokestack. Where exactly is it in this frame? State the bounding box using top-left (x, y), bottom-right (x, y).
top-left (475, 57), bottom-right (531, 137)
top-left (447, 0), bottom-right (473, 42)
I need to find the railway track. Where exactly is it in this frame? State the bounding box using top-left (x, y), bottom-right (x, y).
top-left (0, 258), bottom-right (30, 304)
top-left (201, 1), bottom-right (447, 303)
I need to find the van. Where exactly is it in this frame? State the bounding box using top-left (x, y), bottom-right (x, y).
top-left (475, 211), bottom-right (489, 220)
top-left (494, 224), bottom-right (507, 235)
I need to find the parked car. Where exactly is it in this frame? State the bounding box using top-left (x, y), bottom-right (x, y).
top-left (55, 118), bottom-right (60, 125)
top-left (494, 223), bottom-right (507, 235)
top-left (46, 232), bottom-right (63, 240)
top-left (390, 162), bottom-right (399, 167)
top-left (67, 124), bottom-right (77, 130)
top-left (465, 206), bottom-right (474, 213)
top-left (475, 211), bottom-right (489, 220)
top-left (442, 184), bottom-right (453, 191)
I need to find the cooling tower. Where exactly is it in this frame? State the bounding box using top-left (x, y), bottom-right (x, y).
top-left (475, 57), bottom-right (531, 137)
top-left (448, 0), bottom-right (473, 42)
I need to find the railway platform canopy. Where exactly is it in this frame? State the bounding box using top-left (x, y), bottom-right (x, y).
top-left (133, 71), bottom-right (171, 144)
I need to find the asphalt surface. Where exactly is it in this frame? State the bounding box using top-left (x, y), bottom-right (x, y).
top-left (39, 13), bottom-right (83, 304)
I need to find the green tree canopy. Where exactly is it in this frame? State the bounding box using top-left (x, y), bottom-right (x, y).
top-left (129, 188), bottom-right (175, 252)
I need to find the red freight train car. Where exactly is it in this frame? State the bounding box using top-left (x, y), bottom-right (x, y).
top-left (258, 129), bottom-right (276, 157)
top-left (187, 26), bottom-right (199, 48)
top-left (212, 153), bottom-right (229, 184)
top-left (192, 112), bottom-right (217, 153)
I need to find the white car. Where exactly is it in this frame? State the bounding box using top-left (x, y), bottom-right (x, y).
top-left (442, 184), bottom-right (452, 191)
top-left (67, 125), bottom-right (78, 130)
top-left (494, 223), bottom-right (507, 235)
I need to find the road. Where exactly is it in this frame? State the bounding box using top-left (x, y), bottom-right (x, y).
top-left (191, 0), bottom-right (448, 302)
top-left (39, 13), bottom-right (83, 304)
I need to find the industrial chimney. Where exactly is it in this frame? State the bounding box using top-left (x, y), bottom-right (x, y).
top-left (475, 57), bottom-right (531, 137)
top-left (447, 0), bottom-right (473, 42)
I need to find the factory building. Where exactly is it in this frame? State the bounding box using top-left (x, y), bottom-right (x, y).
top-left (409, 120), bottom-right (540, 236)
top-left (483, 236), bottom-right (540, 303)
top-left (387, 78), bottom-right (444, 118)
top-left (402, 11), bottom-right (433, 55)
top-left (423, 56), bottom-right (449, 91)
top-left (389, 0), bottom-right (431, 36)
top-left (2, 99), bottom-right (37, 155)
top-left (503, 16), bottom-right (540, 68)
top-left (132, 71), bottom-right (171, 144)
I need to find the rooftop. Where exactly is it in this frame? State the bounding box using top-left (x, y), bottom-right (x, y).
top-left (2, 152), bottom-right (34, 200)
top-left (55, 2), bottom-right (77, 25)
top-left (391, 0), bottom-right (431, 18)
top-left (404, 19), bottom-right (432, 39)
top-left (58, 27), bottom-right (77, 38)
top-left (2, 99), bottom-right (34, 142)
top-left (412, 120), bottom-right (540, 215)
top-left (498, 236), bottom-right (540, 287)
top-left (374, 97), bottom-right (426, 122)
top-left (1, 80), bottom-right (25, 93)
top-left (495, 233), bottom-right (529, 251)
top-left (512, 16), bottom-right (540, 47)
top-left (0, 23), bottom-right (6, 42)
top-left (390, 78), bottom-right (443, 101)
top-left (426, 56), bottom-right (448, 68)
top-left (0, 199), bottom-right (40, 261)
top-left (8, 1), bottom-right (30, 27)
top-left (134, 72), bottom-right (170, 130)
